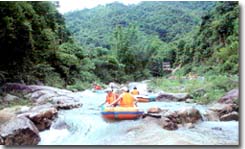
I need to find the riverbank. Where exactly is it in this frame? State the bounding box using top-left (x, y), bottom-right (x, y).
top-left (0, 76), bottom-right (239, 145)
top-left (148, 74), bottom-right (238, 104)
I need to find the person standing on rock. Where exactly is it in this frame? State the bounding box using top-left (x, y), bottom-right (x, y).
top-left (109, 87), bottom-right (138, 107)
top-left (131, 87), bottom-right (139, 95)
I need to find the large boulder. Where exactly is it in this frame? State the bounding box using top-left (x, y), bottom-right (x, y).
top-left (0, 117), bottom-right (40, 145)
top-left (208, 103), bottom-right (239, 121)
top-left (2, 83), bottom-right (83, 110)
top-left (147, 107), bottom-right (162, 113)
top-left (156, 92), bottom-right (190, 102)
top-left (18, 104), bottom-right (58, 131)
top-left (218, 88), bottom-right (239, 104)
top-left (143, 107), bottom-right (202, 131)
top-left (159, 117), bottom-right (178, 130)
top-left (208, 103), bottom-right (238, 117)
top-left (2, 83), bottom-right (37, 94)
top-left (220, 111), bottom-right (239, 121)
top-left (29, 90), bottom-right (56, 103)
top-left (176, 107), bottom-right (202, 124)
top-left (3, 94), bottom-right (20, 102)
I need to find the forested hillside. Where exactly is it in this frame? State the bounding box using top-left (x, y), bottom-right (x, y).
top-left (0, 2), bottom-right (68, 86)
top-left (64, 1), bottom-right (215, 48)
top-left (0, 1), bottom-right (239, 90)
top-left (174, 1), bottom-right (239, 74)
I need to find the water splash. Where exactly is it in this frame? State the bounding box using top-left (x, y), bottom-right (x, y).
top-left (39, 88), bottom-right (239, 145)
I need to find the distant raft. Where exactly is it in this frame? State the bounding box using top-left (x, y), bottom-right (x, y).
top-left (135, 95), bottom-right (156, 102)
top-left (101, 106), bottom-right (144, 120)
top-left (92, 89), bottom-right (105, 94)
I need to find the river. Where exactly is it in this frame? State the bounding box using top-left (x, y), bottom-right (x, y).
top-left (38, 86), bottom-right (239, 145)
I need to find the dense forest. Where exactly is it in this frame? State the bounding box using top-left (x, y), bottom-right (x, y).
top-left (0, 1), bottom-right (239, 90)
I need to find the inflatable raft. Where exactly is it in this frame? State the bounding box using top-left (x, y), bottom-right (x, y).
top-left (135, 95), bottom-right (156, 102)
top-left (101, 106), bottom-right (144, 120)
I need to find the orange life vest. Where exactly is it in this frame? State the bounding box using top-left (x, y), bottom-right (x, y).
top-left (131, 89), bottom-right (139, 95)
top-left (106, 92), bottom-right (118, 104)
top-left (119, 92), bottom-right (135, 107)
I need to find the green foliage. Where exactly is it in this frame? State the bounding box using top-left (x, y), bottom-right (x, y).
top-left (66, 80), bottom-right (92, 91)
top-left (174, 2), bottom-right (239, 75)
top-left (65, 2), bottom-right (215, 47)
top-left (0, 1), bottom-right (239, 92)
top-left (149, 74), bottom-right (238, 104)
top-left (0, 1), bottom-right (70, 85)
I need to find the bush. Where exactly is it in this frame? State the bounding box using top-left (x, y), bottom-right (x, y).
top-left (44, 72), bottom-right (65, 88)
top-left (66, 80), bottom-right (99, 91)
top-left (149, 74), bottom-right (238, 104)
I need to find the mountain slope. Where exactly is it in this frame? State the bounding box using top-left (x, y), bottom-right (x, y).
top-left (64, 1), bottom-right (216, 48)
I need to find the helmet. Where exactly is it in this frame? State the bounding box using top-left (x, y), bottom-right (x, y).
top-left (105, 88), bottom-right (112, 92)
top-left (121, 87), bottom-right (128, 92)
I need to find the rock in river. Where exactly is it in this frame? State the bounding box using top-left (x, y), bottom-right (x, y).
top-left (218, 88), bottom-right (239, 104)
top-left (18, 104), bottom-right (58, 131)
top-left (0, 117), bottom-right (40, 145)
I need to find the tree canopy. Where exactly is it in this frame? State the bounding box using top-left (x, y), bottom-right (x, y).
top-left (0, 1), bottom-right (239, 89)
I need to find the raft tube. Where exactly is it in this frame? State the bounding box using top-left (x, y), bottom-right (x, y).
top-left (135, 95), bottom-right (156, 102)
top-left (101, 106), bottom-right (144, 120)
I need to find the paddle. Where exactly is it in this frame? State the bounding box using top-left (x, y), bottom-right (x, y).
top-left (99, 102), bottom-right (105, 107)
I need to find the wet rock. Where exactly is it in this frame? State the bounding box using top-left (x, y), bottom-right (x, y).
top-left (143, 113), bottom-right (161, 119)
top-left (142, 115), bottom-right (161, 124)
top-left (29, 90), bottom-right (56, 103)
top-left (0, 110), bottom-right (16, 124)
top-left (3, 94), bottom-right (20, 102)
top-left (220, 111), bottom-right (239, 121)
top-left (18, 104), bottom-right (58, 131)
top-left (156, 92), bottom-right (189, 102)
top-left (162, 111), bottom-right (179, 123)
top-left (218, 88), bottom-right (239, 104)
top-left (147, 107), bottom-right (161, 113)
top-left (55, 102), bottom-right (83, 110)
top-left (51, 96), bottom-right (76, 104)
top-left (158, 111), bottom-right (179, 130)
top-left (2, 83), bottom-right (83, 111)
top-left (0, 117), bottom-right (40, 145)
top-left (208, 103), bottom-right (237, 117)
top-left (2, 83), bottom-right (33, 93)
top-left (18, 106), bottom-right (31, 114)
top-left (203, 110), bottom-right (219, 121)
top-left (185, 98), bottom-right (194, 103)
top-left (177, 107), bottom-right (202, 124)
top-left (160, 117), bottom-right (178, 130)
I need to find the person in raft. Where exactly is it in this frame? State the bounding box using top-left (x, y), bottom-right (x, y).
top-left (93, 83), bottom-right (102, 90)
top-left (131, 86), bottom-right (139, 95)
top-left (100, 88), bottom-right (118, 107)
top-left (109, 87), bottom-right (138, 107)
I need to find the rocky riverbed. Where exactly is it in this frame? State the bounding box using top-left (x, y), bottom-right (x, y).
top-left (0, 82), bottom-right (239, 145)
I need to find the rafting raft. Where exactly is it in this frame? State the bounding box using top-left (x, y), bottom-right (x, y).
top-left (101, 106), bottom-right (144, 120)
top-left (135, 95), bottom-right (156, 102)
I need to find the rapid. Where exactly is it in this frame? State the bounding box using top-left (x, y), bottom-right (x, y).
top-left (38, 83), bottom-right (238, 145)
